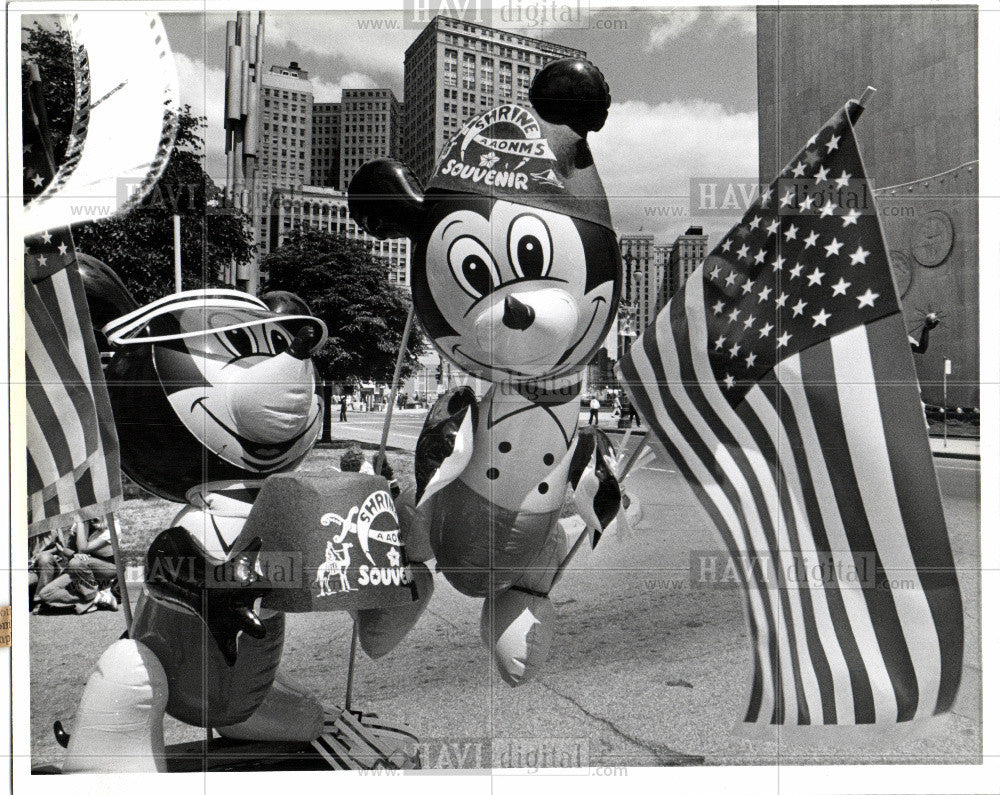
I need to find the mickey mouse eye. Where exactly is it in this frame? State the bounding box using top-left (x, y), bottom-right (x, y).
top-left (508, 214), bottom-right (552, 281)
top-left (448, 236), bottom-right (500, 299)
top-left (223, 327), bottom-right (256, 358)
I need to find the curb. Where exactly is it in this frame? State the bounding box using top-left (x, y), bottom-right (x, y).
top-left (931, 451), bottom-right (980, 461)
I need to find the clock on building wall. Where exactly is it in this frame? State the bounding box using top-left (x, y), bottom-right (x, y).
top-left (910, 209), bottom-right (954, 268)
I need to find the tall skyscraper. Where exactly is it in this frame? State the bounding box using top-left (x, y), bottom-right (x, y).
top-left (257, 62), bottom-right (314, 259)
top-left (402, 15), bottom-right (586, 181)
top-left (667, 225), bottom-right (708, 297)
top-left (339, 88), bottom-right (402, 189)
top-left (311, 102), bottom-right (341, 189)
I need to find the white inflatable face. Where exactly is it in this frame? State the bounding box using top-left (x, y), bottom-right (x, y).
top-left (152, 311), bottom-right (323, 475)
top-left (423, 200), bottom-right (617, 384)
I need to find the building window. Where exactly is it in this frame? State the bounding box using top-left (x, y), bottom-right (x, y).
top-left (499, 61), bottom-right (512, 99)
top-left (444, 49), bottom-right (458, 87)
top-left (462, 53), bottom-right (476, 90)
top-left (516, 65), bottom-right (530, 101)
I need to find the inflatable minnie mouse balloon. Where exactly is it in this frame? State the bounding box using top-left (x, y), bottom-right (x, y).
top-left (62, 288), bottom-right (336, 772)
top-left (349, 58), bottom-right (623, 685)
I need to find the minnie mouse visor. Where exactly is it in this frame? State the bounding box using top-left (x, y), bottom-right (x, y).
top-left (102, 288), bottom-right (329, 351)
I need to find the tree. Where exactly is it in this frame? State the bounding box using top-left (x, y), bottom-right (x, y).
top-left (22, 21), bottom-right (254, 304)
top-left (263, 229), bottom-right (426, 384)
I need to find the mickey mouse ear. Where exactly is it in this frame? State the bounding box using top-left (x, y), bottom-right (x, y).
top-left (348, 159), bottom-right (425, 240)
top-left (529, 58), bottom-right (612, 137)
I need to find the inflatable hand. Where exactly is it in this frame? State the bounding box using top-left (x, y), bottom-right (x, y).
top-left (353, 562), bottom-right (435, 659)
top-left (414, 387), bottom-right (478, 505)
top-left (568, 426), bottom-right (622, 546)
top-left (144, 527), bottom-right (269, 666)
top-left (394, 484), bottom-right (434, 562)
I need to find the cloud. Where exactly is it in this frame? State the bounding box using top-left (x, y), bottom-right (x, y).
top-left (312, 71), bottom-right (380, 102)
top-left (265, 12), bottom-right (414, 77)
top-left (646, 10), bottom-right (701, 48)
top-left (646, 8), bottom-right (755, 50)
top-left (172, 51), bottom-right (228, 183)
top-left (589, 99), bottom-right (758, 242)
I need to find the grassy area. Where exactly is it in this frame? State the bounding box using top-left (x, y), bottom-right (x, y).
top-left (114, 447), bottom-right (415, 564)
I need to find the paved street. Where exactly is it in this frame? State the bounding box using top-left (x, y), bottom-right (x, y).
top-left (30, 414), bottom-right (981, 769)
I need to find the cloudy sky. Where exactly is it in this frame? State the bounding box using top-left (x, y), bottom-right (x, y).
top-left (162, 7), bottom-right (758, 244)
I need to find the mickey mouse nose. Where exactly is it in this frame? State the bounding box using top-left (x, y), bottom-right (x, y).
top-left (502, 295), bottom-right (535, 330)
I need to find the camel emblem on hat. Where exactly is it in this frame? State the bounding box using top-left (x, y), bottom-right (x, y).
top-left (316, 541), bottom-right (354, 596)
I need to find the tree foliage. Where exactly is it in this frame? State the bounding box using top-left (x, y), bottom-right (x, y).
top-left (22, 20), bottom-right (254, 304)
top-left (263, 229), bottom-right (426, 384)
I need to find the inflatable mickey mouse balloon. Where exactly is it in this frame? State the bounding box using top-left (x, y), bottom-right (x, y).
top-left (349, 58), bottom-right (623, 686)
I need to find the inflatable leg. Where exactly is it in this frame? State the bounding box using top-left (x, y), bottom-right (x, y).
top-left (354, 562), bottom-right (434, 659)
top-left (216, 668), bottom-right (323, 742)
top-left (63, 639), bottom-right (168, 773)
top-left (479, 522), bottom-right (565, 686)
top-left (480, 589), bottom-right (557, 687)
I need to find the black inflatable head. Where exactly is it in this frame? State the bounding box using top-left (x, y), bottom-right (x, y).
top-left (75, 253), bottom-right (140, 357)
top-left (348, 59), bottom-right (621, 385)
top-left (103, 289), bottom-right (328, 502)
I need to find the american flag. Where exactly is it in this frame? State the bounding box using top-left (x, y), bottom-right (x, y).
top-left (24, 81), bottom-right (123, 534)
top-left (618, 101), bottom-right (964, 732)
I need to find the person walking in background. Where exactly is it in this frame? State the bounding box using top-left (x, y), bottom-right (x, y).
top-left (627, 399), bottom-right (641, 428)
top-left (339, 393), bottom-right (349, 422)
top-left (588, 395), bottom-right (601, 426)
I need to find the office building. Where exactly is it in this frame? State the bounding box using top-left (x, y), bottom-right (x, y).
top-left (667, 225), bottom-right (708, 297)
top-left (268, 185), bottom-right (411, 288)
top-left (311, 102), bottom-right (341, 189)
top-left (257, 62), bottom-right (314, 258)
top-left (402, 15), bottom-right (586, 181)
top-left (339, 88), bottom-right (402, 189)
top-left (618, 233), bottom-right (667, 352)
top-left (757, 5), bottom-right (978, 406)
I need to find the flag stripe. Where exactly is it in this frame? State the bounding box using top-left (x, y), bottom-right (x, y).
top-left (673, 282), bottom-right (815, 723)
top-left (774, 355), bottom-right (896, 723)
top-left (757, 370), bottom-right (871, 724)
top-left (796, 338), bottom-right (916, 722)
top-left (25, 336), bottom-right (89, 474)
top-left (53, 268), bottom-right (90, 369)
top-left (743, 384), bottom-right (846, 724)
top-left (865, 317), bottom-right (964, 713)
top-left (643, 296), bottom-right (788, 721)
top-left (830, 326), bottom-right (941, 719)
top-left (618, 349), bottom-right (774, 721)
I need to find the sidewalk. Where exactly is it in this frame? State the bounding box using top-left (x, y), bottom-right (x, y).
top-left (585, 412), bottom-right (981, 461)
top-left (929, 435), bottom-right (980, 459)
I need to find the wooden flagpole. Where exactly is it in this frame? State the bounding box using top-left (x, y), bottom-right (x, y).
top-left (344, 304), bottom-right (416, 710)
